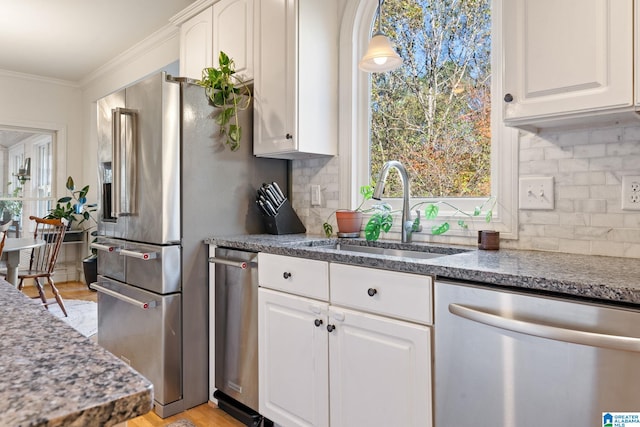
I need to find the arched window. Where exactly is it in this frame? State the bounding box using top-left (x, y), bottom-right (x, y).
top-left (339, 0), bottom-right (517, 240)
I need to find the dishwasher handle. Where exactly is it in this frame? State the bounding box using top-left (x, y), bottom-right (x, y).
top-left (449, 303), bottom-right (640, 353)
top-left (91, 283), bottom-right (158, 309)
top-left (209, 256), bottom-right (249, 269)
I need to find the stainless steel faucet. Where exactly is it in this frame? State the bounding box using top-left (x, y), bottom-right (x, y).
top-left (373, 160), bottom-right (413, 243)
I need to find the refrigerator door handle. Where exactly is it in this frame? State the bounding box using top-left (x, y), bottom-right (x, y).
top-left (112, 107), bottom-right (137, 217)
top-left (119, 248), bottom-right (158, 260)
top-left (91, 283), bottom-right (158, 309)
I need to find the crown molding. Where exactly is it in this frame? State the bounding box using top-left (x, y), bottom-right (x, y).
top-left (80, 23), bottom-right (180, 88)
top-left (169, 0), bottom-right (216, 25)
top-left (0, 68), bottom-right (79, 88)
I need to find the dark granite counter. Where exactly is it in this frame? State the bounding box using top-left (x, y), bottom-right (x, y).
top-left (0, 282), bottom-right (153, 426)
top-left (207, 234), bottom-right (640, 306)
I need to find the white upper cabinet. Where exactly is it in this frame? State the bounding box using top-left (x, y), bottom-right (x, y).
top-left (212, 0), bottom-right (253, 81)
top-left (253, 0), bottom-right (338, 159)
top-left (503, 0), bottom-right (634, 130)
top-left (179, 7), bottom-right (213, 80)
top-left (175, 0), bottom-right (253, 81)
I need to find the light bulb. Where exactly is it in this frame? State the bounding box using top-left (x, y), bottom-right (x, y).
top-left (373, 56), bottom-right (388, 65)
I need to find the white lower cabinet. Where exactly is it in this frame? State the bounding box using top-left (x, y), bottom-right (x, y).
top-left (258, 253), bottom-right (433, 427)
top-left (258, 288), bottom-right (329, 427)
top-left (328, 306), bottom-right (431, 427)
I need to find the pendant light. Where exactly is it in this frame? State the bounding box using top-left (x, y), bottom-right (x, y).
top-left (359, 0), bottom-right (402, 72)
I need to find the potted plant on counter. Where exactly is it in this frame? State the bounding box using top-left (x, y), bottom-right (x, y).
top-left (198, 51), bottom-right (252, 151)
top-left (46, 176), bottom-right (98, 288)
top-left (323, 185), bottom-right (378, 238)
top-left (323, 185), bottom-right (496, 242)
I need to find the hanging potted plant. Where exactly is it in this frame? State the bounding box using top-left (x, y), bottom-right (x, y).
top-left (198, 51), bottom-right (251, 151)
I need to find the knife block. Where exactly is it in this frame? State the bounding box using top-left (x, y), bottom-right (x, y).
top-left (261, 199), bottom-right (306, 235)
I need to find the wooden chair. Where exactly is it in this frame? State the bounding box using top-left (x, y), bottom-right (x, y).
top-left (17, 216), bottom-right (68, 317)
top-left (0, 220), bottom-right (12, 258)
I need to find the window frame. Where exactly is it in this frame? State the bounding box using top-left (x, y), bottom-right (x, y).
top-left (338, 0), bottom-right (518, 240)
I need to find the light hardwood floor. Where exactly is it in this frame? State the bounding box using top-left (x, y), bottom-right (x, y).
top-left (22, 281), bottom-right (244, 427)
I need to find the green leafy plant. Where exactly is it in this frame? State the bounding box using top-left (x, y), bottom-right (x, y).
top-left (198, 51), bottom-right (251, 151)
top-left (46, 176), bottom-right (98, 254)
top-left (322, 185), bottom-right (375, 237)
top-left (364, 197), bottom-right (496, 241)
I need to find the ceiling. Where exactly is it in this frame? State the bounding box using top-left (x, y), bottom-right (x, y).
top-left (0, 0), bottom-right (196, 82)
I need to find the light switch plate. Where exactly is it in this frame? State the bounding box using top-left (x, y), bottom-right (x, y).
top-left (519, 176), bottom-right (554, 210)
top-left (621, 175), bottom-right (640, 210)
top-left (311, 184), bottom-right (321, 206)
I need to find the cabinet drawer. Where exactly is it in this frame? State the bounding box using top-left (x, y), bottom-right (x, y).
top-left (258, 253), bottom-right (329, 301)
top-left (330, 263), bottom-right (432, 325)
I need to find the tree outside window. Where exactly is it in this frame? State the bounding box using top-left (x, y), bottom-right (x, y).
top-left (369, 0), bottom-right (492, 199)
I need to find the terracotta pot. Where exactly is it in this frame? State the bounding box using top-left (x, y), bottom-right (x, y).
top-left (335, 210), bottom-right (363, 234)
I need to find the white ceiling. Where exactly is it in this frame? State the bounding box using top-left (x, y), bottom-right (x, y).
top-left (0, 0), bottom-right (196, 82)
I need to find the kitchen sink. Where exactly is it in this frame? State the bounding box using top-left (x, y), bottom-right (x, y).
top-left (303, 240), bottom-right (469, 260)
top-left (334, 243), bottom-right (448, 260)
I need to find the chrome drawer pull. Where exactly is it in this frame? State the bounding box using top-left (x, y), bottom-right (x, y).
top-left (91, 283), bottom-right (157, 309)
top-left (91, 242), bottom-right (119, 253)
top-left (120, 249), bottom-right (158, 260)
top-left (208, 256), bottom-right (248, 269)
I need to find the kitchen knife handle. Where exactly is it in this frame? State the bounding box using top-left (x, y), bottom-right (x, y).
top-left (272, 182), bottom-right (286, 200)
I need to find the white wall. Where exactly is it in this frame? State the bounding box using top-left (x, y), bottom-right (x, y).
top-left (0, 23), bottom-right (182, 281)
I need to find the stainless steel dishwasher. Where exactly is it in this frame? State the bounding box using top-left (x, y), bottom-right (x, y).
top-left (435, 280), bottom-right (640, 427)
top-left (210, 248), bottom-right (269, 427)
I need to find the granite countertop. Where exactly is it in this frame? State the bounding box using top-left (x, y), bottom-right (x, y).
top-left (0, 282), bottom-right (153, 427)
top-left (207, 234), bottom-right (640, 306)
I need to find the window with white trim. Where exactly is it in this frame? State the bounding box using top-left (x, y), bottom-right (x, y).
top-left (343, 0), bottom-right (517, 238)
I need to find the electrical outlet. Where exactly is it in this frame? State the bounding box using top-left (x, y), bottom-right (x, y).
top-left (621, 175), bottom-right (640, 210)
top-left (311, 185), bottom-right (321, 206)
top-left (519, 176), bottom-right (554, 210)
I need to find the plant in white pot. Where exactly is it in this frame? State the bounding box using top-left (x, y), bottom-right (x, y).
top-left (46, 176), bottom-right (98, 288)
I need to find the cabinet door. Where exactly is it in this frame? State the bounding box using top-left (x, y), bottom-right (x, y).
top-left (258, 288), bottom-right (329, 427)
top-left (179, 7), bottom-right (213, 80)
top-left (328, 307), bottom-right (432, 427)
top-left (253, 0), bottom-right (297, 155)
top-left (212, 0), bottom-right (253, 81)
top-left (503, 0), bottom-right (632, 122)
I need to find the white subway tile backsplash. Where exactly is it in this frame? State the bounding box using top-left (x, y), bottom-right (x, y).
top-left (290, 124), bottom-right (640, 258)
top-left (573, 143), bottom-right (606, 158)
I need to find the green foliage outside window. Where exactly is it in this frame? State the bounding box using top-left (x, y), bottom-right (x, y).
top-left (370, 0), bottom-right (492, 199)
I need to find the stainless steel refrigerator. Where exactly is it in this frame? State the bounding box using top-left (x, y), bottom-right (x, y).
top-left (91, 72), bottom-right (287, 418)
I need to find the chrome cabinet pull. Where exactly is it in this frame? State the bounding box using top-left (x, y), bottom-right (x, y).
top-left (208, 256), bottom-right (248, 269)
top-left (367, 288), bottom-right (377, 297)
top-left (449, 303), bottom-right (640, 353)
top-left (314, 319), bottom-right (323, 327)
top-left (91, 283), bottom-right (157, 309)
top-left (283, 271), bottom-right (292, 279)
